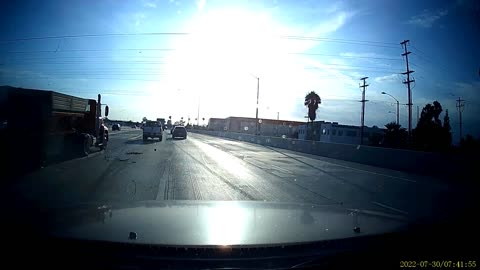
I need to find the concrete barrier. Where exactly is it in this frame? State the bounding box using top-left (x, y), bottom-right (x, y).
top-left (188, 129), bottom-right (464, 177)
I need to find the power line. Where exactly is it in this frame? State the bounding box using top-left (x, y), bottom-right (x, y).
top-left (2, 56), bottom-right (167, 60)
top-left (0, 32), bottom-right (399, 48)
top-left (304, 63), bottom-right (399, 72)
top-left (279, 36), bottom-right (398, 48)
top-left (2, 49), bottom-right (403, 63)
top-left (280, 35), bottom-right (398, 45)
top-left (1, 49), bottom-right (175, 54)
top-left (0, 32), bottom-right (189, 43)
top-left (290, 52), bottom-right (402, 61)
top-left (410, 52), bottom-right (450, 73)
top-left (13, 77), bottom-right (163, 82)
top-left (410, 44), bottom-right (429, 58)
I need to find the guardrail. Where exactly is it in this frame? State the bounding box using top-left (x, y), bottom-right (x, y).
top-left (189, 129), bottom-right (466, 178)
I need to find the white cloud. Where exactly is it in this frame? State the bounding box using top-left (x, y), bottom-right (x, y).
top-left (197, 0), bottom-right (206, 11)
top-left (142, 0), bottom-right (157, 8)
top-left (406, 9), bottom-right (448, 28)
top-left (311, 11), bottom-right (355, 35)
top-left (374, 73), bottom-right (400, 83)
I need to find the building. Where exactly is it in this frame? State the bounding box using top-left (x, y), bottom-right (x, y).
top-left (208, 116), bottom-right (304, 138)
top-left (207, 118), bottom-right (227, 131)
top-left (298, 121), bottom-right (385, 145)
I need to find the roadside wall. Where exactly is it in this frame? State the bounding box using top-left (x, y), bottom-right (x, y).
top-left (188, 129), bottom-right (464, 178)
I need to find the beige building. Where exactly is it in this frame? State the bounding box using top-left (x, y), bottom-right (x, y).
top-left (208, 116), bottom-right (304, 138)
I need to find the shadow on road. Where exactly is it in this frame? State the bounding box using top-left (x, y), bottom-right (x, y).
top-left (166, 137), bottom-right (187, 141)
top-left (1, 146), bottom-right (104, 186)
top-left (125, 139), bottom-right (160, 145)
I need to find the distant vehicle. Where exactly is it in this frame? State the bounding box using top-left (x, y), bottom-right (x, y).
top-left (172, 125), bottom-right (187, 139)
top-left (143, 121), bottom-right (163, 141)
top-left (157, 118), bottom-right (166, 130)
top-left (112, 124), bottom-right (121, 131)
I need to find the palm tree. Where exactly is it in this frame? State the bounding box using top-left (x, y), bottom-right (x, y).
top-left (304, 91), bottom-right (321, 140)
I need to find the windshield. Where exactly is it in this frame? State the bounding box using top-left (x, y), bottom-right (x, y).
top-left (145, 121), bottom-right (160, 127)
top-left (0, 0), bottom-right (478, 259)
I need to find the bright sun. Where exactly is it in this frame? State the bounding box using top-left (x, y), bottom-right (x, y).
top-left (161, 9), bottom-right (289, 118)
top-left (159, 8), bottom-right (331, 121)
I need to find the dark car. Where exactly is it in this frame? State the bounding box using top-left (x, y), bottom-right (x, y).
top-left (112, 124), bottom-right (121, 131)
top-left (172, 126), bottom-right (187, 139)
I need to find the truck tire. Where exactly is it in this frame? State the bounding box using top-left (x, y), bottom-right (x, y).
top-left (159, 136), bottom-right (163, 142)
top-left (81, 135), bottom-right (90, 156)
top-left (143, 136), bottom-right (147, 141)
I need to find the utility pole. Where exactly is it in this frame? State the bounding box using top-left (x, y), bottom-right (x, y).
top-left (456, 97), bottom-right (465, 143)
top-left (277, 112), bottom-right (279, 120)
top-left (197, 97), bottom-right (200, 126)
top-left (254, 76), bottom-right (260, 135)
top-left (400, 40), bottom-right (415, 136)
top-left (416, 105), bottom-right (419, 126)
top-left (359, 77), bottom-right (369, 145)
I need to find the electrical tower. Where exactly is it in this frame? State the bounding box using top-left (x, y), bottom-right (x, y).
top-left (456, 97), bottom-right (465, 143)
top-left (401, 40), bottom-right (415, 136)
top-left (359, 77), bottom-right (369, 145)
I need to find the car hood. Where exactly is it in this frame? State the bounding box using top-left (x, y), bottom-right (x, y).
top-left (45, 200), bottom-right (408, 247)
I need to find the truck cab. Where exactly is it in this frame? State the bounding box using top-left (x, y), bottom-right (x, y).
top-left (143, 121), bottom-right (163, 141)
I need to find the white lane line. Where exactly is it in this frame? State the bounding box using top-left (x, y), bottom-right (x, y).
top-left (371, 201), bottom-right (409, 215)
top-left (270, 164), bottom-right (293, 174)
top-left (128, 135), bottom-right (142, 140)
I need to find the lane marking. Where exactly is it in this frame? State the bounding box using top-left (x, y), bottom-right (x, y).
top-left (192, 133), bottom-right (416, 183)
top-left (270, 164), bottom-right (293, 174)
top-left (322, 162), bottom-right (417, 183)
top-left (264, 146), bottom-right (417, 183)
top-left (371, 201), bottom-right (409, 215)
top-left (128, 135), bottom-right (142, 140)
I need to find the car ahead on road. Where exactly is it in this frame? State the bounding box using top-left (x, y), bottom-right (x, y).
top-left (143, 121), bottom-right (163, 141)
top-left (112, 124), bottom-right (121, 131)
top-left (171, 125), bottom-right (187, 139)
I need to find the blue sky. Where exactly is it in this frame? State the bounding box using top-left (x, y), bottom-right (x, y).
top-left (1, 0), bottom-right (479, 142)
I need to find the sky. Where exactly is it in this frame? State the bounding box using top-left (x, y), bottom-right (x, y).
top-left (0, 0), bottom-right (479, 143)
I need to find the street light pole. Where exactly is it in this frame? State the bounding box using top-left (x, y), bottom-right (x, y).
top-left (250, 75), bottom-right (260, 135)
top-left (256, 77), bottom-right (259, 135)
top-left (382, 91), bottom-right (399, 125)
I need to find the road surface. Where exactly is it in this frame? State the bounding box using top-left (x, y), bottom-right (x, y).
top-left (5, 129), bottom-right (468, 220)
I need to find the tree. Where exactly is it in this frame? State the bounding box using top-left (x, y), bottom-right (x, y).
top-left (142, 117), bottom-right (148, 123)
top-left (412, 101), bottom-right (452, 151)
top-left (304, 91), bottom-right (321, 121)
top-left (443, 109), bottom-right (452, 147)
top-left (304, 91), bottom-right (321, 140)
top-left (383, 122), bottom-right (407, 148)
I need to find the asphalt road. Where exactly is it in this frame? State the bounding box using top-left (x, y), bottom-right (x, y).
top-left (6, 128), bottom-right (468, 220)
